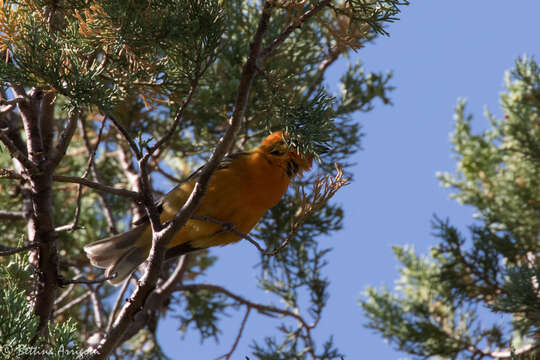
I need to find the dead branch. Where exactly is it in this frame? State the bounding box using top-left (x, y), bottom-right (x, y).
top-left (53, 291), bottom-right (91, 318)
top-left (48, 112), bottom-right (79, 169)
top-left (0, 242), bottom-right (39, 256)
top-left (176, 283), bottom-right (312, 330)
top-left (215, 307), bottom-right (251, 360)
top-left (0, 131), bottom-right (39, 173)
top-left (80, 117), bottom-right (118, 234)
top-left (59, 274), bottom-right (117, 286)
top-left (53, 175), bottom-right (141, 200)
top-left (0, 210), bottom-right (25, 220)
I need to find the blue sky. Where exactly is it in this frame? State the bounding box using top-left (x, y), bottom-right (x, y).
top-left (157, 2), bottom-right (540, 359)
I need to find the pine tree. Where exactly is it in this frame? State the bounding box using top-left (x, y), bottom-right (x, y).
top-left (0, 1), bottom-right (407, 359)
top-left (361, 56), bottom-right (540, 359)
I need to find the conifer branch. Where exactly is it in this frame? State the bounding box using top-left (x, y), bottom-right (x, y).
top-left (176, 283), bottom-right (312, 330)
top-left (259, 0), bottom-right (332, 60)
top-left (48, 112), bottom-right (79, 169)
top-left (0, 242), bottom-right (39, 256)
top-left (0, 131), bottom-right (39, 173)
top-left (215, 307), bottom-right (251, 360)
top-left (80, 117), bottom-right (118, 234)
top-left (53, 291), bottom-right (92, 318)
top-left (0, 210), bottom-right (25, 220)
top-left (52, 175), bottom-right (141, 200)
top-left (92, 4), bottom-right (273, 358)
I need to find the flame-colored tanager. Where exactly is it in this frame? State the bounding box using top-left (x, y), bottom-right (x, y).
top-left (84, 131), bottom-right (313, 285)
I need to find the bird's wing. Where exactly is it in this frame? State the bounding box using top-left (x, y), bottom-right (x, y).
top-left (132, 151), bottom-right (251, 226)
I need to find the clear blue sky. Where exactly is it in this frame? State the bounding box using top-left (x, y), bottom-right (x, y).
top-left (157, 2), bottom-right (540, 359)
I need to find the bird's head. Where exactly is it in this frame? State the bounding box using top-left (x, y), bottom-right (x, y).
top-left (259, 131), bottom-right (313, 178)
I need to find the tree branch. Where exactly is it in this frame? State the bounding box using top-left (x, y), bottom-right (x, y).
top-left (215, 307), bottom-right (251, 360)
top-left (108, 115), bottom-right (142, 160)
top-left (0, 131), bottom-right (39, 173)
top-left (48, 112), bottom-right (79, 169)
top-left (53, 291), bottom-right (91, 318)
top-left (52, 175), bottom-right (141, 200)
top-left (80, 117), bottom-right (118, 234)
top-left (0, 242), bottom-right (39, 256)
top-left (176, 283), bottom-right (312, 330)
top-left (92, 4), bottom-right (274, 358)
top-left (258, 0), bottom-right (332, 60)
top-left (0, 210), bottom-right (25, 220)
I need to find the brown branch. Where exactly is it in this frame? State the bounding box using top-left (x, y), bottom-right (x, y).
top-left (215, 307), bottom-right (251, 360)
top-left (0, 242), bottom-right (39, 256)
top-left (0, 96), bottom-right (25, 106)
top-left (491, 343), bottom-right (540, 359)
top-left (191, 215), bottom-right (268, 254)
top-left (146, 77), bottom-right (198, 157)
top-left (108, 115), bottom-right (161, 229)
top-left (40, 91), bottom-right (56, 154)
top-left (0, 96), bottom-right (25, 114)
top-left (0, 131), bottom-right (39, 173)
top-left (53, 175), bottom-right (141, 200)
top-left (177, 283), bottom-right (312, 330)
top-left (89, 285), bottom-right (105, 329)
top-left (156, 164), bottom-right (184, 184)
top-left (259, 0), bottom-right (332, 60)
top-left (54, 283), bottom-right (75, 306)
top-left (53, 291), bottom-right (91, 318)
top-left (55, 182), bottom-right (84, 232)
top-left (16, 88), bottom-right (45, 164)
top-left (114, 146), bottom-right (147, 223)
top-left (92, 4), bottom-right (273, 358)
top-left (0, 168), bottom-right (22, 179)
top-left (48, 112), bottom-right (79, 169)
top-left (80, 117), bottom-right (118, 234)
top-left (59, 274), bottom-right (117, 286)
top-left (108, 115), bottom-right (142, 160)
top-left (106, 274), bottom-right (132, 333)
top-left (0, 210), bottom-right (25, 220)
top-left (117, 255), bottom-right (190, 344)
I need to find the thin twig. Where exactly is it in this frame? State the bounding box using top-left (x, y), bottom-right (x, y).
top-left (258, 0), bottom-right (332, 60)
top-left (177, 283), bottom-right (312, 330)
top-left (48, 112), bottom-right (79, 169)
top-left (106, 274), bottom-right (132, 333)
top-left (59, 274), bottom-right (117, 285)
top-left (81, 116), bottom-right (118, 234)
top-left (0, 131), bottom-right (39, 173)
top-left (215, 307), bottom-right (251, 360)
top-left (53, 291), bottom-right (91, 317)
top-left (108, 115), bottom-right (142, 159)
top-left (54, 182), bottom-right (84, 232)
top-left (0, 210), bottom-right (25, 220)
top-left (54, 283), bottom-right (75, 306)
top-left (0, 242), bottom-right (39, 256)
top-left (0, 168), bottom-right (21, 179)
top-left (0, 96), bottom-right (25, 106)
top-left (191, 215), bottom-right (268, 254)
top-left (146, 80), bottom-right (198, 157)
top-left (491, 343), bottom-right (540, 359)
top-left (57, 116), bottom-right (108, 233)
top-left (53, 175), bottom-right (140, 200)
top-left (88, 285), bottom-right (104, 329)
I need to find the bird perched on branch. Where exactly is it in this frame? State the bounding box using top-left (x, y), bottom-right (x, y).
top-left (84, 131), bottom-right (313, 285)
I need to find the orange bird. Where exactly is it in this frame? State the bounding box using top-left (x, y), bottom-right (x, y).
top-left (84, 131), bottom-right (313, 285)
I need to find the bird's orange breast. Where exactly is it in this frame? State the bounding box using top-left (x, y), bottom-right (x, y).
top-left (159, 150), bottom-right (291, 250)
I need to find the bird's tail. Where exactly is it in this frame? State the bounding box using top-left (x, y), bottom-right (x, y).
top-left (84, 225), bottom-right (149, 286)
